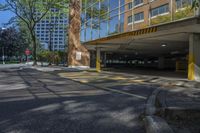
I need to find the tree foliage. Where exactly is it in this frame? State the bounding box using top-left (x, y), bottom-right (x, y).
top-left (0, 27), bottom-right (29, 58)
top-left (1, 0), bottom-right (69, 65)
top-left (192, 0), bottom-right (200, 9)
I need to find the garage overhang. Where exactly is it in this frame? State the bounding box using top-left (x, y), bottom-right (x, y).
top-left (82, 17), bottom-right (200, 56)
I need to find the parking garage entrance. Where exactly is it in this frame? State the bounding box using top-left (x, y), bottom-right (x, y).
top-left (83, 18), bottom-right (200, 81)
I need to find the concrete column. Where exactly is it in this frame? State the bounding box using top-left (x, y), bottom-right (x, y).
top-left (89, 51), bottom-right (96, 68)
top-left (188, 34), bottom-right (200, 81)
top-left (176, 60), bottom-right (180, 72)
top-left (68, 0), bottom-right (90, 68)
top-left (158, 57), bottom-right (165, 69)
top-left (144, 58), bottom-right (148, 67)
top-left (96, 48), bottom-right (101, 72)
top-left (195, 6), bottom-right (200, 16)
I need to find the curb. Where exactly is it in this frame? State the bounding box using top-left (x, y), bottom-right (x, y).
top-left (145, 88), bottom-right (161, 115)
top-left (144, 87), bottom-right (174, 133)
top-left (156, 88), bottom-right (200, 120)
top-left (144, 115), bottom-right (174, 133)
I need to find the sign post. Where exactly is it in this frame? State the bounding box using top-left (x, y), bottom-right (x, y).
top-left (25, 49), bottom-right (31, 63)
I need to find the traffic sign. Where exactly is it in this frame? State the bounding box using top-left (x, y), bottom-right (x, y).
top-left (25, 49), bottom-right (31, 55)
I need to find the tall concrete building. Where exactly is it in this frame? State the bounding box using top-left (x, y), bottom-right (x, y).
top-left (35, 9), bottom-right (68, 51)
top-left (79, 0), bottom-right (200, 81)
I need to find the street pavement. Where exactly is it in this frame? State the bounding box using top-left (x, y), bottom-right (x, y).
top-left (0, 64), bottom-right (26, 69)
top-left (57, 69), bottom-right (200, 133)
top-left (0, 67), bottom-right (156, 133)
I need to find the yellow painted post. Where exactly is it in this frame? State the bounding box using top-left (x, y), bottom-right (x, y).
top-left (188, 54), bottom-right (195, 80)
top-left (96, 48), bottom-right (101, 72)
top-left (188, 34), bottom-right (196, 81)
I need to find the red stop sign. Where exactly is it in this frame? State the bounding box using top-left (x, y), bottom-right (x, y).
top-left (25, 49), bottom-right (31, 55)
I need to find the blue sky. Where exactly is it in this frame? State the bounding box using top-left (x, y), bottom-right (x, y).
top-left (0, 0), bottom-right (15, 27)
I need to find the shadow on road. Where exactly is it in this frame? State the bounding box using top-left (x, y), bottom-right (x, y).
top-left (0, 69), bottom-right (146, 133)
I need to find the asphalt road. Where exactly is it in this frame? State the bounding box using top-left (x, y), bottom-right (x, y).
top-left (0, 67), bottom-right (155, 133)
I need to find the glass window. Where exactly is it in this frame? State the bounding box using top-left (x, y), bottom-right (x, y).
top-left (92, 2), bottom-right (100, 40)
top-left (109, 16), bottom-right (119, 35)
top-left (109, 0), bottom-right (119, 11)
top-left (86, 7), bottom-right (92, 21)
top-left (176, 0), bottom-right (193, 9)
top-left (134, 0), bottom-right (143, 6)
top-left (120, 4), bottom-right (125, 13)
top-left (128, 15), bottom-right (132, 24)
top-left (81, 8), bottom-right (86, 22)
top-left (84, 0), bottom-right (94, 8)
top-left (128, 2), bottom-right (132, 9)
top-left (92, 19), bottom-right (99, 40)
top-left (151, 4), bottom-right (169, 17)
top-left (92, 2), bottom-right (100, 19)
top-left (100, 0), bottom-right (109, 12)
top-left (120, 0), bottom-right (125, 6)
top-left (109, 9), bottom-right (118, 18)
top-left (100, 20), bottom-right (108, 38)
top-left (86, 21), bottom-right (92, 41)
top-left (119, 13), bottom-right (124, 33)
top-left (134, 12), bottom-right (144, 22)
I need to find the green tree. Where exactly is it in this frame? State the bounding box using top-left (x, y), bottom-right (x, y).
top-left (17, 20), bottom-right (32, 49)
top-left (0, 27), bottom-right (28, 59)
top-left (192, 0), bottom-right (200, 9)
top-left (1, 0), bottom-right (69, 65)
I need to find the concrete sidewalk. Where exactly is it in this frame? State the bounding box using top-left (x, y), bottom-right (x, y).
top-left (156, 87), bottom-right (200, 133)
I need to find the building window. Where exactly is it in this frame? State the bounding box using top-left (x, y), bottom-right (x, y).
top-left (151, 4), bottom-right (169, 17)
top-left (128, 16), bottom-right (133, 24)
top-left (134, 12), bottom-right (144, 23)
top-left (176, 0), bottom-right (193, 9)
top-left (128, 2), bottom-right (133, 9)
top-left (59, 45), bottom-right (64, 48)
top-left (128, 0), bottom-right (143, 10)
top-left (134, 0), bottom-right (143, 6)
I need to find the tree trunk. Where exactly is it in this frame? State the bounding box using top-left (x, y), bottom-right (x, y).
top-left (68, 0), bottom-right (90, 67)
top-left (30, 30), bottom-right (37, 66)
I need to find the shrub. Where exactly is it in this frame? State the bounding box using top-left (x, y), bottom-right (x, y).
top-left (37, 50), bottom-right (67, 66)
top-left (151, 14), bottom-right (171, 25)
top-left (174, 6), bottom-right (194, 20)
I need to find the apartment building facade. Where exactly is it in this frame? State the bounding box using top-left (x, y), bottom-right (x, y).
top-left (35, 9), bottom-right (68, 51)
top-left (124, 0), bottom-right (193, 31)
top-left (81, 0), bottom-right (194, 42)
top-left (79, 0), bottom-right (200, 81)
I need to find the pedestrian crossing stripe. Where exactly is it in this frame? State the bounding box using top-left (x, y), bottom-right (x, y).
top-left (85, 27), bottom-right (157, 45)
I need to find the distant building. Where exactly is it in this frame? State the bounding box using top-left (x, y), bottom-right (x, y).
top-left (35, 9), bottom-right (68, 51)
top-left (40, 42), bottom-right (49, 50)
